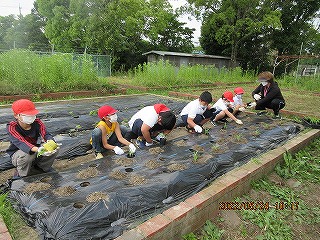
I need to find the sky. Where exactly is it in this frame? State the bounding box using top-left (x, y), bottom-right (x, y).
top-left (0, 0), bottom-right (201, 44)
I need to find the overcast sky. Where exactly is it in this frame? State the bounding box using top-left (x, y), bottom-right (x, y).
top-left (0, 0), bottom-right (201, 44)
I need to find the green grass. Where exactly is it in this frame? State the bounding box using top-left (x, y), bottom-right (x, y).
top-left (0, 49), bottom-right (114, 95)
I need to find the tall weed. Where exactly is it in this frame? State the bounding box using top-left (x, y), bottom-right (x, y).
top-left (131, 61), bottom-right (256, 87)
top-left (0, 49), bottom-right (104, 95)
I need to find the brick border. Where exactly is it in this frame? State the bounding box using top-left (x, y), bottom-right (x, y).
top-left (0, 89), bottom-right (126, 102)
top-left (0, 216), bottom-right (12, 240)
top-left (115, 129), bottom-right (320, 240)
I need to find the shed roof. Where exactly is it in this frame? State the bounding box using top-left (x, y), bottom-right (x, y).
top-left (142, 50), bottom-right (231, 60)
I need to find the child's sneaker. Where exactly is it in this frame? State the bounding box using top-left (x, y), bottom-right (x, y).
top-left (135, 138), bottom-right (146, 148)
top-left (12, 169), bottom-right (21, 180)
top-left (257, 111), bottom-right (267, 116)
top-left (210, 120), bottom-right (217, 127)
top-left (95, 152), bottom-right (104, 159)
top-left (272, 114), bottom-right (282, 120)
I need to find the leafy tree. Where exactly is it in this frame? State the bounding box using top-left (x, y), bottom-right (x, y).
top-left (190, 0), bottom-right (281, 67)
top-left (36, 0), bottom-right (194, 71)
top-left (0, 15), bottom-right (16, 49)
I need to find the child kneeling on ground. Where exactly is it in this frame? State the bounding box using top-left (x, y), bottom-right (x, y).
top-left (179, 91), bottom-right (214, 133)
top-left (91, 105), bottom-right (136, 159)
top-left (6, 99), bottom-right (59, 178)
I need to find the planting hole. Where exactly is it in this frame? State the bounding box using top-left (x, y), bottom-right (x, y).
top-left (80, 182), bottom-right (90, 187)
top-left (125, 168), bottom-right (133, 172)
top-left (73, 202), bottom-right (85, 208)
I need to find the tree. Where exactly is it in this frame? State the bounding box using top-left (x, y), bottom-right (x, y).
top-left (35, 0), bottom-right (195, 71)
top-left (0, 15), bottom-right (15, 49)
top-left (189, 0), bottom-right (281, 67)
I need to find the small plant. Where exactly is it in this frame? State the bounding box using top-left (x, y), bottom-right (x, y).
top-left (193, 150), bottom-right (199, 162)
top-left (211, 144), bottom-right (221, 152)
top-left (182, 232), bottom-right (197, 240)
top-left (201, 220), bottom-right (224, 240)
top-left (220, 122), bottom-right (227, 131)
top-left (252, 129), bottom-right (261, 136)
top-left (89, 109), bottom-right (98, 116)
top-left (203, 128), bottom-right (210, 135)
top-left (234, 133), bottom-right (243, 142)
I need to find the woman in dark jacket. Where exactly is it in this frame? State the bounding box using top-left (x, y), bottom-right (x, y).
top-left (250, 71), bottom-right (285, 118)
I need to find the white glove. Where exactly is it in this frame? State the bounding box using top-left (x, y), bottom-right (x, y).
top-left (194, 125), bottom-right (203, 133)
top-left (155, 133), bottom-right (166, 141)
top-left (235, 119), bottom-right (243, 125)
top-left (248, 102), bottom-right (257, 108)
top-left (113, 146), bottom-right (124, 155)
top-left (145, 142), bottom-right (153, 147)
top-left (128, 143), bottom-right (136, 153)
top-left (42, 148), bottom-right (58, 156)
top-left (239, 107), bottom-right (246, 112)
top-left (254, 94), bottom-right (261, 101)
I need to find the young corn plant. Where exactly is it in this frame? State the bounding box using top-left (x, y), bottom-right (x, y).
top-left (193, 150), bottom-right (199, 162)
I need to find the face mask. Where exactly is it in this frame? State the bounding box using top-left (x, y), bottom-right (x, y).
top-left (236, 94), bottom-right (242, 99)
top-left (261, 81), bottom-right (268, 86)
top-left (109, 114), bottom-right (118, 123)
top-left (20, 114), bottom-right (36, 124)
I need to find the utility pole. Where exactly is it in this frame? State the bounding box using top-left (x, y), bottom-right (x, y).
top-left (295, 42), bottom-right (303, 83)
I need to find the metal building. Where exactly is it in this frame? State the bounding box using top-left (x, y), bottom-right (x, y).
top-left (143, 50), bottom-right (238, 69)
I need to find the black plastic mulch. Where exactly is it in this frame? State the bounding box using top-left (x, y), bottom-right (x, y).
top-left (1, 94), bottom-right (301, 239)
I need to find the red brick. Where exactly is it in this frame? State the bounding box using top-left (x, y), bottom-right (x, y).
top-left (162, 201), bottom-right (192, 221)
top-left (0, 232), bottom-right (12, 240)
top-left (114, 229), bottom-right (144, 240)
top-left (184, 191), bottom-right (212, 209)
top-left (137, 214), bottom-right (170, 237)
top-left (0, 220), bottom-right (8, 234)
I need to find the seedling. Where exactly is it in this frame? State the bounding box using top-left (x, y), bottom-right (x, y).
top-left (89, 109), bottom-right (98, 116)
top-left (234, 133), bottom-right (243, 142)
top-left (202, 128), bottom-right (210, 135)
top-left (127, 149), bottom-right (136, 158)
top-left (220, 122), bottom-right (227, 131)
top-left (252, 129), bottom-right (261, 136)
top-left (211, 144), bottom-right (220, 152)
top-left (192, 150), bottom-right (199, 162)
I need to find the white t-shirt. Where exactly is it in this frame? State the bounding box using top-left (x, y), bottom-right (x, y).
top-left (180, 99), bottom-right (206, 119)
top-left (212, 98), bottom-right (228, 111)
top-left (128, 106), bottom-right (159, 129)
top-left (233, 94), bottom-right (243, 107)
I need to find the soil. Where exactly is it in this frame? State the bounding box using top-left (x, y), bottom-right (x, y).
top-left (76, 166), bottom-right (99, 179)
top-left (24, 182), bottom-right (51, 194)
top-left (128, 174), bottom-right (146, 185)
top-left (109, 170), bottom-right (127, 180)
top-left (53, 186), bottom-right (77, 196)
top-left (145, 159), bottom-right (162, 169)
top-left (86, 192), bottom-right (109, 202)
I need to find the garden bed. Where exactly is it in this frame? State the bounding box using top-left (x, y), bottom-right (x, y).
top-left (0, 94), bottom-right (302, 239)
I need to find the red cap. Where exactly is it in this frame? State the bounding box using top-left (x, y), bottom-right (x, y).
top-left (154, 104), bottom-right (170, 114)
top-left (223, 91), bottom-right (234, 102)
top-left (234, 87), bottom-right (244, 95)
top-left (12, 99), bottom-right (39, 115)
top-left (98, 105), bottom-right (117, 119)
